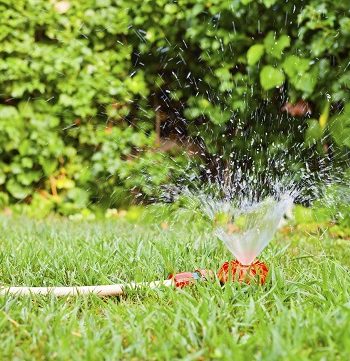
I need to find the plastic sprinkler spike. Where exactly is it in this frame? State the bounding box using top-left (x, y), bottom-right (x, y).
top-left (217, 259), bottom-right (268, 285)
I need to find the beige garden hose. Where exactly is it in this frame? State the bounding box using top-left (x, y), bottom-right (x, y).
top-left (0, 270), bottom-right (213, 297)
top-left (0, 279), bottom-right (174, 297)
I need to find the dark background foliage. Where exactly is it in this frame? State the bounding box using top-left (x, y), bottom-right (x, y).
top-left (0, 0), bottom-right (349, 214)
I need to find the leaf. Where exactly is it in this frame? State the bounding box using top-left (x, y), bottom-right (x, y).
top-left (0, 192), bottom-right (9, 208)
top-left (21, 157), bottom-right (33, 168)
top-left (0, 105), bottom-right (19, 119)
top-left (207, 106), bottom-right (231, 125)
top-left (53, 1), bottom-right (71, 14)
top-left (282, 56), bottom-right (317, 95)
top-left (329, 104), bottom-right (350, 148)
top-left (164, 4), bottom-right (177, 14)
top-left (264, 32), bottom-right (290, 59)
top-left (17, 171), bottom-right (41, 186)
top-left (67, 188), bottom-right (89, 208)
top-left (293, 70), bottom-right (318, 95)
top-left (282, 55), bottom-right (310, 78)
top-left (40, 158), bottom-right (58, 175)
top-left (262, 0), bottom-right (277, 7)
top-left (56, 177), bottom-right (75, 189)
top-left (305, 119), bottom-right (323, 147)
top-left (215, 67), bottom-right (232, 81)
top-left (0, 168), bottom-right (6, 185)
top-left (247, 44), bottom-right (265, 65)
top-left (6, 179), bottom-right (30, 199)
top-left (340, 17), bottom-right (350, 35)
top-left (319, 102), bottom-right (330, 130)
top-left (260, 66), bottom-right (285, 90)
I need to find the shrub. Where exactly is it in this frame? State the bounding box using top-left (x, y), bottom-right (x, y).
top-left (0, 0), bottom-right (349, 212)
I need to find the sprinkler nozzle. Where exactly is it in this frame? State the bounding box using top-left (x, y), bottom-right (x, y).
top-left (168, 269), bottom-right (214, 288)
top-left (217, 260), bottom-right (268, 285)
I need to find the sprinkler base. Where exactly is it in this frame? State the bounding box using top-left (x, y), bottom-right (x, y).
top-left (217, 260), bottom-right (268, 285)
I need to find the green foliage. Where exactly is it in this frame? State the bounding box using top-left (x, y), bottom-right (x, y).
top-left (329, 104), bottom-right (350, 148)
top-left (260, 66), bottom-right (285, 90)
top-left (247, 44), bottom-right (265, 66)
top-left (305, 119), bottom-right (323, 147)
top-left (282, 55), bottom-right (318, 95)
top-left (131, 0), bottom-right (350, 164)
top-left (0, 0), bottom-right (186, 211)
top-left (0, 0), bottom-right (350, 211)
top-left (263, 32), bottom-right (290, 59)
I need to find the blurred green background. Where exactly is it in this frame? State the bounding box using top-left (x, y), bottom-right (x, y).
top-left (0, 0), bottom-right (349, 215)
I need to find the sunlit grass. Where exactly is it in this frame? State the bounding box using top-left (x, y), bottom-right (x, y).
top-left (0, 214), bottom-right (350, 360)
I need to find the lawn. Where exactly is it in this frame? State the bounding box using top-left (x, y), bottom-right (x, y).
top-left (0, 211), bottom-right (350, 360)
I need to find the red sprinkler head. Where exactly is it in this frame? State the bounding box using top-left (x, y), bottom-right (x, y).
top-left (217, 260), bottom-right (268, 285)
top-left (168, 269), bottom-right (214, 288)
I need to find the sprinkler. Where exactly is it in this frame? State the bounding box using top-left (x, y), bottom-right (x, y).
top-left (211, 196), bottom-right (293, 285)
top-left (200, 192), bottom-right (294, 285)
top-left (217, 259), bottom-right (269, 285)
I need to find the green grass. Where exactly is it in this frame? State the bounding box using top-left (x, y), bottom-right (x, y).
top-left (1, 213), bottom-right (350, 361)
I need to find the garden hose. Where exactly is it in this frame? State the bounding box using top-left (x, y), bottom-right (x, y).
top-left (0, 269), bottom-right (211, 297)
top-left (0, 262), bottom-right (268, 297)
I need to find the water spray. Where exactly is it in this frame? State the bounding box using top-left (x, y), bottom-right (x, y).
top-left (171, 173), bottom-right (296, 286)
top-left (212, 193), bottom-right (294, 284)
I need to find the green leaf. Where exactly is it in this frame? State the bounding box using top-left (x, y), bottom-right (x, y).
top-left (247, 44), bottom-right (265, 65)
top-left (40, 158), bottom-right (58, 175)
top-left (0, 168), bottom-right (6, 185)
top-left (56, 177), bottom-right (75, 190)
top-left (67, 188), bottom-right (89, 208)
top-left (282, 56), bottom-right (310, 78)
top-left (21, 157), bottom-right (33, 168)
top-left (0, 192), bottom-right (9, 208)
top-left (6, 179), bottom-right (30, 199)
top-left (262, 0), bottom-right (277, 7)
top-left (264, 32), bottom-right (290, 59)
top-left (17, 171), bottom-right (41, 186)
top-left (319, 102), bottom-right (330, 130)
top-left (340, 17), bottom-right (350, 35)
top-left (305, 119), bottom-right (323, 147)
top-left (293, 71), bottom-right (318, 94)
top-left (260, 66), bottom-right (285, 90)
top-left (207, 106), bottom-right (231, 125)
top-left (215, 67), bottom-right (232, 81)
top-left (282, 56), bottom-right (317, 95)
top-left (0, 105), bottom-right (19, 119)
top-left (329, 104), bottom-right (350, 148)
